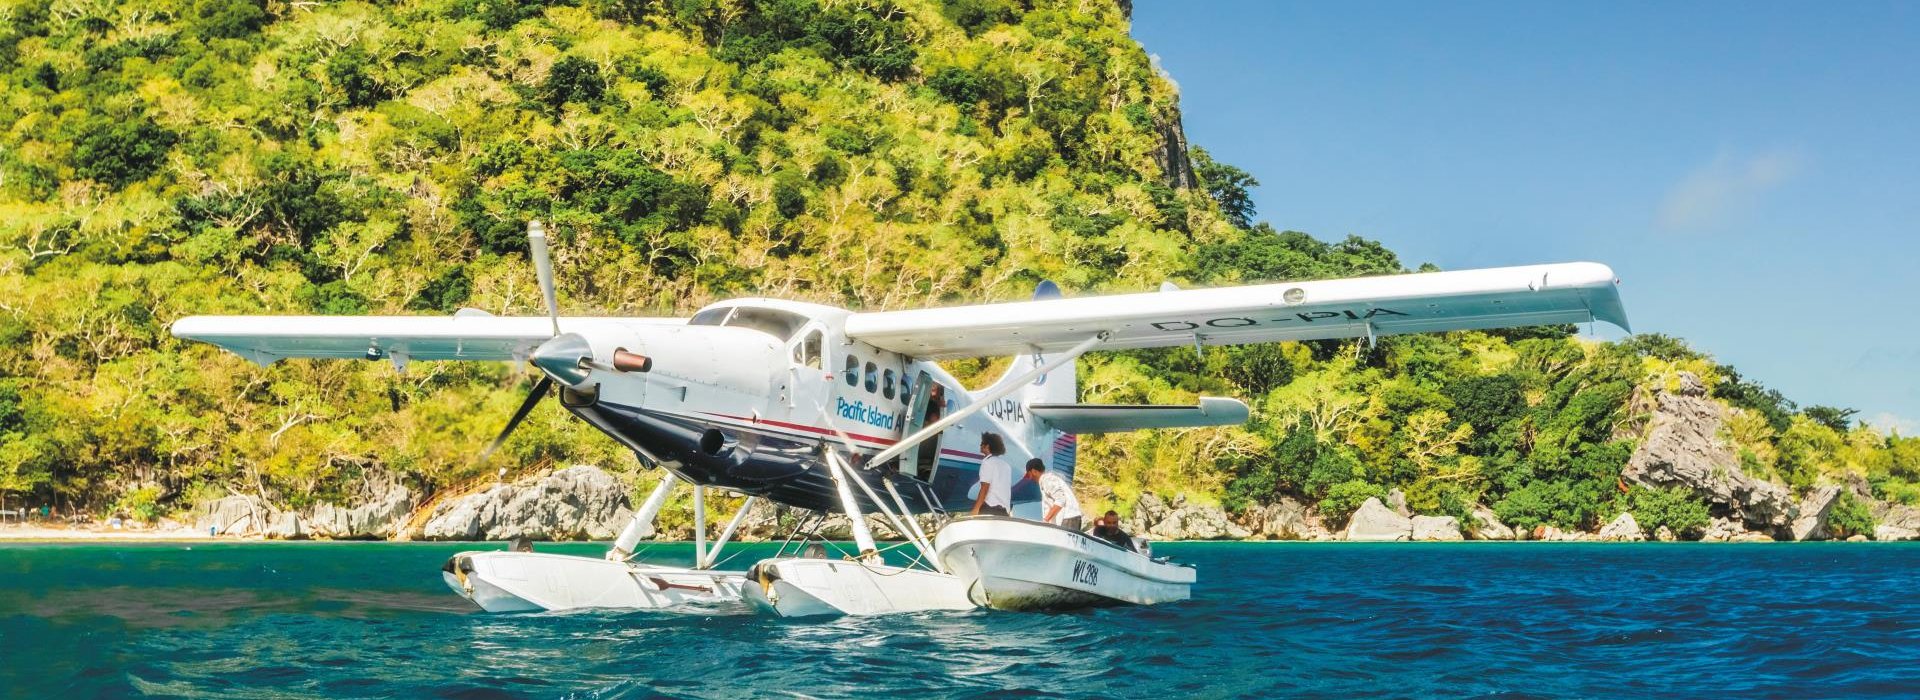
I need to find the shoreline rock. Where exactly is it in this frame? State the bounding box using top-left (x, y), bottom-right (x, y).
top-left (1344, 497), bottom-right (1412, 541)
top-left (1123, 493), bottom-right (1251, 541)
top-left (1410, 515), bottom-right (1463, 541)
top-left (417, 466), bottom-right (633, 541)
top-left (1597, 513), bottom-right (1646, 542)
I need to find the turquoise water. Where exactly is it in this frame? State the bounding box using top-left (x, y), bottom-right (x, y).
top-left (2, 541), bottom-right (1917, 698)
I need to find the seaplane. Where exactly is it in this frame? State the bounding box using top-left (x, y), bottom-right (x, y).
top-left (172, 221), bottom-right (1629, 616)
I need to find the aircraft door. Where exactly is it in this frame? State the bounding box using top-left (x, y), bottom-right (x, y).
top-left (902, 370), bottom-right (945, 483)
top-left (784, 326), bottom-right (829, 419)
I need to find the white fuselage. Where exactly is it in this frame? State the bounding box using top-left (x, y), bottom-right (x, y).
top-left (541, 298), bottom-right (1073, 515)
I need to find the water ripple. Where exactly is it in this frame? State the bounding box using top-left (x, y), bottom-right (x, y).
top-left (4, 542), bottom-right (1920, 697)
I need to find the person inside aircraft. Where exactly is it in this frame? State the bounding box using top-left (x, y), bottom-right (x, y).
top-left (970, 432), bottom-right (1012, 517)
top-left (1023, 459), bottom-right (1083, 530)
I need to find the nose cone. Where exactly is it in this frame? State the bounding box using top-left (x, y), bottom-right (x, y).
top-left (530, 333), bottom-right (594, 386)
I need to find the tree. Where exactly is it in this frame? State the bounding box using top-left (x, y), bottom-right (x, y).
top-left (71, 116), bottom-right (176, 188)
top-left (1628, 486), bottom-right (1711, 539)
top-left (544, 56), bottom-right (606, 110)
top-left (1802, 405), bottom-right (1860, 433)
top-left (1827, 492), bottom-right (1876, 539)
top-left (1191, 147), bottom-right (1258, 229)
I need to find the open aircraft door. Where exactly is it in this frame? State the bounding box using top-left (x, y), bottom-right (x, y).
top-left (901, 369), bottom-right (945, 484)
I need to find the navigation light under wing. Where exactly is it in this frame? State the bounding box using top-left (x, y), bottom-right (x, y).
top-left (844, 262), bottom-right (1627, 359)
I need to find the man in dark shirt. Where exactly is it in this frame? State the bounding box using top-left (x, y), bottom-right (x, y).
top-left (1089, 510), bottom-right (1133, 550)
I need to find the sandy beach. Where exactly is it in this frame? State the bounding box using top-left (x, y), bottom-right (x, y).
top-left (0, 523), bottom-right (215, 542)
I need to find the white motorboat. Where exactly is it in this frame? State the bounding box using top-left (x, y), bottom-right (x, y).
top-left (442, 550), bottom-right (745, 612)
top-left (742, 556), bottom-right (973, 617)
top-left (935, 516), bottom-right (1195, 610)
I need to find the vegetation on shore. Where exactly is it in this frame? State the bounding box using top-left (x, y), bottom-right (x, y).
top-left (1, 0), bottom-right (1914, 535)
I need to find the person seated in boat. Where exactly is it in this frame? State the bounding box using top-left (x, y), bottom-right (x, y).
top-left (1090, 510), bottom-right (1134, 550)
top-left (969, 432), bottom-right (1013, 517)
top-left (1023, 459), bottom-right (1083, 530)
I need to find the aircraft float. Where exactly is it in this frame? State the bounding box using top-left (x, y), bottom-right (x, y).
top-left (172, 221), bottom-right (1629, 616)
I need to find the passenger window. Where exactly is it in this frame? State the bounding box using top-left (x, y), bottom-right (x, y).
top-left (900, 373), bottom-right (913, 404)
top-left (864, 362), bottom-right (878, 393)
top-left (845, 355), bottom-right (859, 386)
top-left (794, 331), bottom-right (822, 369)
top-left (883, 369), bottom-right (895, 399)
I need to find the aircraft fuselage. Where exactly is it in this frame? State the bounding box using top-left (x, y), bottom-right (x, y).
top-left (538, 298), bottom-right (1065, 515)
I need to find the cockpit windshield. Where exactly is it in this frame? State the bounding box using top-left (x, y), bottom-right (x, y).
top-left (687, 305), bottom-right (807, 340)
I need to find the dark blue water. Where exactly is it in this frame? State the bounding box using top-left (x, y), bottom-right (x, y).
top-left (2, 542), bottom-right (1917, 698)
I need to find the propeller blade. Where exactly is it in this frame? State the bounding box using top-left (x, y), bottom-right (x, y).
top-left (479, 376), bottom-right (553, 464)
top-left (527, 220), bottom-right (561, 337)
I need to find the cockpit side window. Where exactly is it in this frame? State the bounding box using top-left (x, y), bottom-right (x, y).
top-left (794, 330), bottom-right (823, 369)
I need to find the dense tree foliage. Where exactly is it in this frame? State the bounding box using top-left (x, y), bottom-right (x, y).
top-left (1, 0), bottom-right (1911, 538)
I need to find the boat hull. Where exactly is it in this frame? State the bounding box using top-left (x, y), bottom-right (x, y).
top-left (935, 517), bottom-right (1195, 611)
top-left (442, 551), bottom-right (744, 612)
top-left (742, 557), bottom-right (975, 617)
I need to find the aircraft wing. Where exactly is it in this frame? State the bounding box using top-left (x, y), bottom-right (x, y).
top-left (844, 262), bottom-right (1627, 359)
top-left (170, 312), bottom-right (684, 365)
top-left (1029, 398), bottom-right (1251, 434)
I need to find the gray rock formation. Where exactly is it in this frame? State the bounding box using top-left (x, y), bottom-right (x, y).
top-left (1152, 107), bottom-right (1198, 191)
top-left (1123, 493), bottom-right (1250, 541)
top-left (1873, 524), bottom-right (1916, 541)
top-left (1344, 497), bottom-right (1412, 542)
top-left (266, 511), bottom-right (307, 540)
top-left (1410, 515), bottom-right (1463, 541)
top-left (307, 479), bottom-right (413, 540)
top-left (1623, 372), bottom-right (1795, 534)
top-left (1238, 497), bottom-right (1334, 540)
top-left (1654, 526), bottom-right (1676, 542)
top-left (1596, 513), bottom-right (1645, 542)
top-left (1386, 489), bottom-right (1412, 517)
top-left (419, 465), bottom-right (634, 541)
top-left (1871, 501), bottom-right (1920, 537)
top-left (1467, 505), bottom-right (1514, 540)
top-left (196, 495), bottom-right (270, 536)
top-left (1789, 485), bottom-right (1842, 541)
top-left (1698, 516), bottom-right (1772, 542)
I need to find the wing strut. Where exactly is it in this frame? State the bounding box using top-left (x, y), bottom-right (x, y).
top-left (863, 332), bottom-right (1109, 469)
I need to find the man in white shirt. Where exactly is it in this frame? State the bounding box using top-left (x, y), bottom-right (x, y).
top-left (1023, 458), bottom-right (1083, 530)
top-left (970, 432), bottom-right (1012, 517)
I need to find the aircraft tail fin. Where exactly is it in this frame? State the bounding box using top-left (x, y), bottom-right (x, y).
top-left (978, 281), bottom-right (1080, 480)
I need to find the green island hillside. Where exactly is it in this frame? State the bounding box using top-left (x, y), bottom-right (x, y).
top-left (2, 0), bottom-right (1915, 540)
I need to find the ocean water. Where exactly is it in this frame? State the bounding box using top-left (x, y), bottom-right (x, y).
top-left (1, 541), bottom-right (1916, 699)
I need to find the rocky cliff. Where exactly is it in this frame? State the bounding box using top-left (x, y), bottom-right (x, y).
top-left (1622, 373), bottom-right (1797, 536)
top-left (417, 466), bottom-right (634, 541)
top-left (196, 476), bottom-right (414, 540)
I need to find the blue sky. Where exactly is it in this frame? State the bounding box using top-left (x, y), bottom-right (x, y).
top-left (1131, 0), bottom-right (1920, 433)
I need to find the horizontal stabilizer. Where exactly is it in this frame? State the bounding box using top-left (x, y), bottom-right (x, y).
top-left (1029, 397), bottom-right (1250, 434)
top-left (844, 262), bottom-right (1628, 358)
top-left (170, 315), bottom-right (683, 365)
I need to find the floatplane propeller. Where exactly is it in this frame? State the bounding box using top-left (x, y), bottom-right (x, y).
top-left (480, 221), bottom-right (657, 465)
top-left (171, 219), bottom-right (1630, 615)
